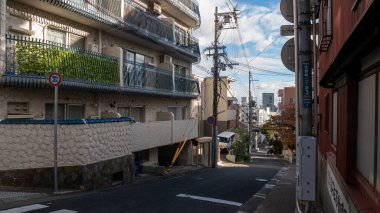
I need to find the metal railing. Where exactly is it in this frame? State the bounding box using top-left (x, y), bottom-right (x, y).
top-left (124, 0), bottom-right (200, 56)
top-left (41, 0), bottom-right (200, 58)
top-left (123, 61), bottom-right (199, 94)
top-left (5, 35), bottom-right (120, 86)
top-left (124, 0), bottom-right (174, 42)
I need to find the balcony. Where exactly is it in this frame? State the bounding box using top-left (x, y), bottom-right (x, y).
top-left (123, 0), bottom-right (200, 58)
top-left (123, 61), bottom-right (199, 96)
top-left (151, 0), bottom-right (201, 27)
top-left (3, 35), bottom-right (199, 98)
top-left (4, 35), bottom-right (120, 91)
top-left (26, 0), bottom-right (200, 61)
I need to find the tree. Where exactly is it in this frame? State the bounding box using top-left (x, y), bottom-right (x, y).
top-left (232, 129), bottom-right (250, 162)
top-left (261, 108), bottom-right (296, 150)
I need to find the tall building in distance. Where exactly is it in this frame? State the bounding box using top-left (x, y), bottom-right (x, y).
top-left (262, 93), bottom-right (277, 112)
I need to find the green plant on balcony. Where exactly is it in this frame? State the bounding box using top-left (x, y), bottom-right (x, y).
top-left (15, 41), bottom-right (119, 84)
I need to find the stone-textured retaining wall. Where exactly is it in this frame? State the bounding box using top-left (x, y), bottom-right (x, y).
top-left (0, 121), bottom-right (132, 170)
top-left (0, 154), bottom-right (134, 190)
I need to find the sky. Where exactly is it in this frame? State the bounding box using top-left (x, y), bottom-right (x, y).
top-left (192, 0), bottom-right (295, 107)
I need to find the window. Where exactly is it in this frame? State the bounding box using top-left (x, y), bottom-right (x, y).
top-left (332, 92), bottom-right (338, 146)
top-left (357, 74), bottom-right (376, 185)
top-left (123, 50), bottom-right (154, 65)
top-left (66, 104), bottom-right (85, 120)
top-left (324, 94), bottom-right (329, 132)
top-left (45, 104), bottom-right (85, 120)
top-left (117, 106), bottom-right (144, 122)
top-left (47, 27), bottom-right (66, 44)
top-left (168, 106), bottom-right (187, 120)
top-left (70, 34), bottom-right (85, 49)
top-left (289, 98), bottom-right (295, 104)
top-left (175, 64), bottom-right (187, 76)
top-left (7, 102), bottom-right (29, 115)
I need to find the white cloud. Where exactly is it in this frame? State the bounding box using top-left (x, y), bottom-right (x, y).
top-left (192, 1), bottom-right (293, 107)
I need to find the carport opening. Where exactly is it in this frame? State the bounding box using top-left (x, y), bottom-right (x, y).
top-left (112, 171), bottom-right (123, 183)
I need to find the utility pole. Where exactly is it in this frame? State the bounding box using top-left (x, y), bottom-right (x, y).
top-left (297, 0), bottom-right (313, 211)
top-left (205, 7), bottom-right (238, 168)
top-left (248, 71), bottom-right (252, 151)
top-left (212, 7), bottom-right (219, 169)
top-left (298, 0), bottom-right (312, 136)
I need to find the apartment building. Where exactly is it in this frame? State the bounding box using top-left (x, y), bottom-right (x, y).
top-left (317, 0), bottom-right (380, 212)
top-left (0, 0), bottom-right (201, 190)
top-left (277, 86), bottom-right (295, 113)
top-left (201, 76), bottom-right (238, 136)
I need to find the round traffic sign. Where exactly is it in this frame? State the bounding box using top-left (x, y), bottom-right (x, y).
top-left (48, 72), bottom-right (62, 87)
top-left (207, 116), bottom-right (216, 125)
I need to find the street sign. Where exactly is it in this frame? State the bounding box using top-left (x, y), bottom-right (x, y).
top-left (207, 116), bottom-right (216, 125)
top-left (280, 25), bottom-right (294, 36)
top-left (280, 0), bottom-right (294, 23)
top-left (48, 72), bottom-right (62, 87)
top-left (281, 38), bottom-right (295, 72)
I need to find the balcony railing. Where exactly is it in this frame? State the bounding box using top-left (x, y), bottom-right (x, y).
top-left (4, 35), bottom-right (120, 87)
top-left (3, 35), bottom-right (199, 97)
top-left (124, 0), bottom-right (200, 56)
top-left (123, 61), bottom-right (199, 95)
top-left (42, 0), bottom-right (200, 59)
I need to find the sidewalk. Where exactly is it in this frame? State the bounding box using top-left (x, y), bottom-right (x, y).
top-left (236, 149), bottom-right (297, 213)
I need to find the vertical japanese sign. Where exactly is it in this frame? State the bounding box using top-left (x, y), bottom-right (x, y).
top-left (302, 62), bottom-right (312, 108)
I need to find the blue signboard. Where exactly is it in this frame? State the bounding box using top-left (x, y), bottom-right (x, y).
top-left (302, 62), bottom-right (312, 108)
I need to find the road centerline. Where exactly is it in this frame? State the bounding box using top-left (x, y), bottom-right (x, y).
top-left (176, 194), bottom-right (242, 206)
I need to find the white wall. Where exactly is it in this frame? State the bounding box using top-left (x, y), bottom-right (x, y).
top-left (130, 119), bottom-right (198, 152)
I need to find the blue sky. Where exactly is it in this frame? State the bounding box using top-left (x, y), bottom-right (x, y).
top-left (193, 0), bottom-right (295, 107)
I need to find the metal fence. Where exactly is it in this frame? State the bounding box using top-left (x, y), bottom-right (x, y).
top-left (123, 61), bottom-right (199, 94)
top-left (5, 35), bottom-right (120, 85)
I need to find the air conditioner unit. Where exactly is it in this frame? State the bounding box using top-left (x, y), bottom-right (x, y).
top-left (148, 2), bottom-right (161, 15)
top-left (88, 44), bottom-right (99, 52)
top-left (160, 55), bottom-right (172, 64)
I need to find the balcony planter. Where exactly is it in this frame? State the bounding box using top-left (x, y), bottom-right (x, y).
top-left (5, 35), bottom-right (119, 85)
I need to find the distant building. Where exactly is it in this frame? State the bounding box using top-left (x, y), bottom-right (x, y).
top-left (201, 76), bottom-right (238, 136)
top-left (262, 93), bottom-right (277, 112)
top-left (278, 87), bottom-right (295, 113)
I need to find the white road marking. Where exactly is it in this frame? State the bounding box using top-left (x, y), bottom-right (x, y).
top-left (264, 184), bottom-right (276, 189)
top-left (253, 194), bottom-right (266, 199)
top-left (255, 178), bottom-right (268, 182)
top-left (49, 210), bottom-right (77, 213)
top-left (0, 204), bottom-right (48, 213)
top-left (176, 194), bottom-right (242, 206)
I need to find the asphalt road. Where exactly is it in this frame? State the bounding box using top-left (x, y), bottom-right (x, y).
top-left (3, 158), bottom-right (285, 213)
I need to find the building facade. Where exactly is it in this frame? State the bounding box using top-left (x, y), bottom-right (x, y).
top-left (278, 86), bottom-right (295, 113)
top-left (317, 0), bottom-right (380, 212)
top-left (262, 93), bottom-right (276, 112)
top-left (0, 0), bottom-right (201, 189)
top-left (201, 76), bottom-right (238, 136)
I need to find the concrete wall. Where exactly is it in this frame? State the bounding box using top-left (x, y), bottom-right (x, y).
top-left (130, 119), bottom-right (198, 152)
top-left (0, 121), bottom-right (132, 170)
top-left (0, 87), bottom-right (191, 122)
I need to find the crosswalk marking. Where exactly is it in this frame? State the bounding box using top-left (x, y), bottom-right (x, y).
top-left (49, 210), bottom-right (77, 213)
top-left (176, 193), bottom-right (242, 206)
top-left (0, 204), bottom-right (48, 213)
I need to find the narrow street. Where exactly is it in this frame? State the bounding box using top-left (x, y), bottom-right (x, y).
top-left (1, 155), bottom-right (286, 213)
